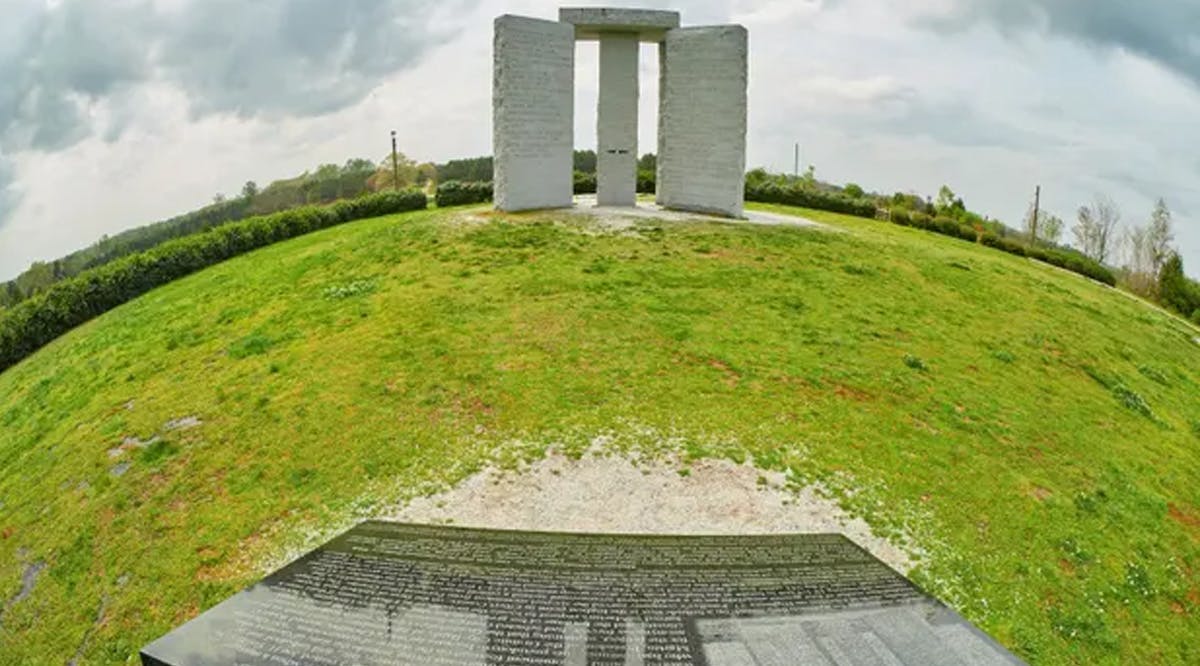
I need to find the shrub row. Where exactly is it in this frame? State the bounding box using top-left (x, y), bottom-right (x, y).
top-left (435, 172), bottom-right (657, 207)
top-left (746, 183), bottom-right (1116, 286)
top-left (0, 190), bottom-right (427, 373)
top-left (745, 182), bottom-right (878, 218)
top-left (574, 171), bottom-right (659, 196)
top-left (436, 180), bottom-right (493, 207)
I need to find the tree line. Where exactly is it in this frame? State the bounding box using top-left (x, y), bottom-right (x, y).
top-left (6, 151), bottom-right (1197, 326)
top-left (1, 153), bottom-right (441, 310)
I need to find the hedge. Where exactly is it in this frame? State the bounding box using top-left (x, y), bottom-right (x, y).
top-left (744, 182), bottom-right (877, 218)
top-left (436, 180), bottom-right (493, 207)
top-left (0, 190), bottom-right (427, 373)
top-left (745, 182), bottom-right (1116, 287)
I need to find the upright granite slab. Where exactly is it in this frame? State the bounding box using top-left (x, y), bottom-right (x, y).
top-left (657, 26), bottom-right (749, 218)
top-left (492, 15), bottom-right (575, 212)
top-left (596, 32), bottom-right (640, 206)
top-left (142, 522), bottom-right (1023, 665)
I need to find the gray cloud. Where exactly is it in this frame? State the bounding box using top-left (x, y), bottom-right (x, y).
top-left (0, 0), bottom-right (470, 227)
top-left (0, 0), bottom-right (463, 139)
top-left (881, 99), bottom-right (1052, 151)
top-left (918, 0), bottom-right (1200, 88)
top-left (0, 1), bottom-right (153, 152)
top-left (156, 0), bottom-right (461, 118)
top-left (0, 156), bottom-right (18, 223)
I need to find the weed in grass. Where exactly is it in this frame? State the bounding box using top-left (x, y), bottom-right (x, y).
top-left (1049, 607), bottom-right (1118, 651)
top-left (991, 350), bottom-right (1016, 364)
top-left (1059, 537), bottom-right (1094, 565)
top-left (1081, 364), bottom-right (1114, 389)
top-left (165, 329), bottom-right (204, 351)
top-left (50, 530), bottom-right (94, 593)
top-left (323, 280), bottom-right (376, 299)
top-left (216, 305), bottom-right (252, 325)
top-left (287, 468), bottom-right (316, 488)
top-left (903, 354), bottom-right (927, 371)
top-left (777, 297), bottom-right (806, 314)
top-left (1123, 562), bottom-right (1156, 600)
top-left (1191, 420), bottom-right (1200, 439)
top-left (138, 439), bottom-right (178, 465)
top-left (1111, 384), bottom-right (1153, 418)
top-left (842, 263), bottom-right (873, 276)
top-left (227, 332), bottom-right (276, 359)
top-left (1074, 488), bottom-right (1108, 515)
top-left (1137, 364), bottom-right (1169, 385)
top-left (583, 257), bottom-right (614, 274)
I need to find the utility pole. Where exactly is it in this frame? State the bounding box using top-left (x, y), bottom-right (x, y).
top-left (391, 130), bottom-right (400, 192)
top-left (794, 142), bottom-right (800, 179)
top-left (1030, 185), bottom-right (1041, 244)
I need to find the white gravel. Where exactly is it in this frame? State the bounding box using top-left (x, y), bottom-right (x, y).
top-left (564, 194), bottom-right (828, 230)
top-left (389, 452), bottom-right (914, 573)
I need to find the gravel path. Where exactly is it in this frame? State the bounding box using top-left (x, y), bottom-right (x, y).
top-left (389, 452), bottom-right (914, 573)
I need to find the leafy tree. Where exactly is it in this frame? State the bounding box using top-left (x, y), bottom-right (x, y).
top-left (0, 281), bottom-right (19, 308)
top-left (936, 185), bottom-right (956, 211)
top-left (339, 158), bottom-right (377, 197)
top-left (212, 193), bottom-right (226, 204)
top-left (844, 183), bottom-right (865, 198)
top-left (241, 181), bottom-right (258, 199)
top-left (415, 163), bottom-right (438, 187)
top-left (1123, 224), bottom-right (1157, 297)
top-left (307, 164), bottom-right (343, 201)
top-left (368, 153), bottom-right (419, 192)
top-left (1041, 214), bottom-right (1063, 244)
top-left (573, 150), bottom-right (597, 174)
top-left (1158, 253), bottom-right (1200, 319)
top-left (745, 168), bottom-right (771, 189)
top-left (1024, 207), bottom-right (1063, 246)
top-left (1147, 198), bottom-right (1174, 277)
top-left (15, 261), bottom-right (56, 297)
top-left (933, 185), bottom-right (966, 219)
top-left (1073, 196), bottom-right (1120, 263)
top-left (437, 156), bottom-right (493, 182)
top-left (637, 153), bottom-right (657, 172)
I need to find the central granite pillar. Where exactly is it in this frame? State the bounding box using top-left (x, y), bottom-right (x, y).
top-left (596, 33), bottom-right (639, 206)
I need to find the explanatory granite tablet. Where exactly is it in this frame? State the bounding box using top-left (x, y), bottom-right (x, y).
top-left (141, 522), bottom-right (1024, 665)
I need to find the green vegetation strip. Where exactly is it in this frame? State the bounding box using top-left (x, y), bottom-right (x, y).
top-left (1, 205), bottom-right (1198, 664)
top-left (0, 190), bottom-right (427, 373)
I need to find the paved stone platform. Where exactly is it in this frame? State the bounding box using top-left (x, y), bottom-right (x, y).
top-left (567, 194), bottom-right (829, 230)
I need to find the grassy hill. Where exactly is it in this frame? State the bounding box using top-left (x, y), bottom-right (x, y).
top-left (1, 203), bottom-right (1198, 664)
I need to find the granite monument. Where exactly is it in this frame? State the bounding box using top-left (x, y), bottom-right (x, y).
top-left (494, 8), bottom-right (748, 217)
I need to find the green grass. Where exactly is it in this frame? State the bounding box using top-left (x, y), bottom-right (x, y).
top-left (1, 204), bottom-right (1199, 664)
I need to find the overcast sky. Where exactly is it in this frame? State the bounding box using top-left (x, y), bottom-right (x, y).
top-left (1, 0), bottom-right (1197, 280)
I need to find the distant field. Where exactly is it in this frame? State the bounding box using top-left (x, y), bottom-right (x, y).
top-left (1, 204), bottom-right (1198, 664)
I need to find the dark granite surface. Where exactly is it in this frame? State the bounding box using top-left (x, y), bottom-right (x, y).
top-left (141, 522), bottom-right (1023, 665)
